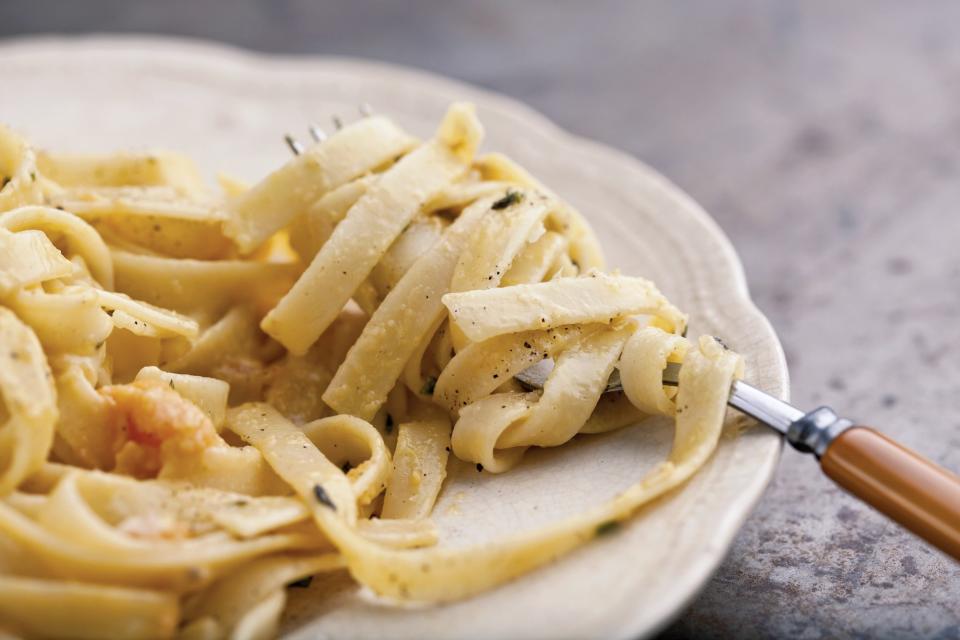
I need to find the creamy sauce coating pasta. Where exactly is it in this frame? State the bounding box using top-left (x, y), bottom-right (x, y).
top-left (0, 104), bottom-right (742, 638)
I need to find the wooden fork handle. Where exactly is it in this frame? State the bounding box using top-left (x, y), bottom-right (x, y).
top-left (821, 426), bottom-right (960, 559)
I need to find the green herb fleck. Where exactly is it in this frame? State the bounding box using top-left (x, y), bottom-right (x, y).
top-left (421, 376), bottom-right (437, 396)
top-left (313, 484), bottom-right (337, 511)
top-left (596, 520), bottom-right (621, 536)
top-left (491, 190), bottom-right (523, 210)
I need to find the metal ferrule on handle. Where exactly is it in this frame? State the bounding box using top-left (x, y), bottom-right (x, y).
top-left (786, 406), bottom-right (852, 457)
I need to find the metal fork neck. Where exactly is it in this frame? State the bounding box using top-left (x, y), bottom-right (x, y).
top-left (727, 381), bottom-right (851, 458)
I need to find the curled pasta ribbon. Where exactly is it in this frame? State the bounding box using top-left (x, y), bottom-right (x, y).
top-left (0, 227), bottom-right (73, 297)
top-left (0, 125), bottom-right (43, 212)
top-left (0, 206), bottom-right (114, 289)
top-left (619, 326), bottom-right (689, 416)
top-left (0, 308), bottom-right (57, 495)
top-left (302, 414), bottom-right (392, 507)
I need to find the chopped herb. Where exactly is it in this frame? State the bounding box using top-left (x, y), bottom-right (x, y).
top-left (168, 379), bottom-right (175, 389)
top-left (681, 326), bottom-right (688, 338)
top-left (712, 335), bottom-right (729, 350)
top-left (312, 484), bottom-right (337, 511)
top-left (288, 576), bottom-right (313, 588)
top-left (385, 413), bottom-right (394, 434)
top-left (421, 376), bottom-right (437, 396)
top-left (491, 190), bottom-right (523, 210)
top-left (476, 463), bottom-right (483, 472)
top-left (29, 171), bottom-right (36, 182)
top-left (596, 520), bottom-right (621, 536)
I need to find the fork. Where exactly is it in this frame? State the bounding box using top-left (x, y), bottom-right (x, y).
top-left (283, 117), bottom-right (960, 561)
top-left (517, 356), bottom-right (960, 561)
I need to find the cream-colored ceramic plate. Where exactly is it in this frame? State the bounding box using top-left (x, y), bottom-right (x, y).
top-left (0, 36), bottom-right (788, 640)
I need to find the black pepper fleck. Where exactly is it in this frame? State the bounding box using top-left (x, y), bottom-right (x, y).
top-left (491, 190), bottom-right (523, 210)
top-left (312, 484), bottom-right (337, 511)
top-left (421, 376), bottom-right (437, 396)
top-left (288, 576), bottom-right (313, 588)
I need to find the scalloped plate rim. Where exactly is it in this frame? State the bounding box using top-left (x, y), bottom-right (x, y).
top-left (0, 34), bottom-right (788, 640)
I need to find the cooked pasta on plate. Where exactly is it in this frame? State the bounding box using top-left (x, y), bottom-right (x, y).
top-left (0, 103), bottom-right (743, 639)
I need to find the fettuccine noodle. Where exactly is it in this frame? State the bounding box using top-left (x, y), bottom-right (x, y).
top-left (0, 106), bottom-right (742, 639)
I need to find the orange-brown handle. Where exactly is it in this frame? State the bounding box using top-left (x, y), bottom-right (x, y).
top-left (821, 426), bottom-right (960, 559)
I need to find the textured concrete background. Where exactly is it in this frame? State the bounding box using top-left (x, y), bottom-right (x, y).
top-left (2, 1), bottom-right (959, 637)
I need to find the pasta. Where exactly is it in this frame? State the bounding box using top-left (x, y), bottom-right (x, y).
top-left (0, 103), bottom-right (743, 638)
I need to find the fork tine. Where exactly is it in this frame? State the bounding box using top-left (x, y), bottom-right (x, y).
top-left (284, 134), bottom-right (305, 155)
top-left (331, 115), bottom-right (343, 130)
top-left (308, 124), bottom-right (327, 142)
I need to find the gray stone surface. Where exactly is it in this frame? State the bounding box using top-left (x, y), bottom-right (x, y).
top-left (2, 1), bottom-right (959, 637)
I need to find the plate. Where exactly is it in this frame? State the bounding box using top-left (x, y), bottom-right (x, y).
top-left (0, 35), bottom-right (788, 640)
